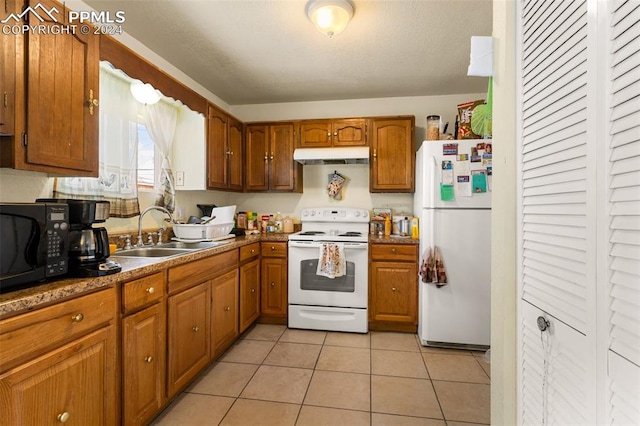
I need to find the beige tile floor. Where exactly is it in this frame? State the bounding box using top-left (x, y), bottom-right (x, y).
top-left (152, 324), bottom-right (491, 426)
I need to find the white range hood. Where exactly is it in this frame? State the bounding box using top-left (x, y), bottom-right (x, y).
top-left (293, 147), bottom-right (369, 165)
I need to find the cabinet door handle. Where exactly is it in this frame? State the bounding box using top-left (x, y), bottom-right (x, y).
top-left (251, 288), bottom-right (255, 293)
top-left (327, 132), bottom-right (331, 137)
top-left (146, 286), bottom-right (155, 294)
top-left (71, 313), bottom-right (84, 323)
top-left (373, 149), bottom-right (377, 159)
top-left (271, 282), bottom-right (275, 287)
top-left (192, 325), bottom-right (200, 332)
top-left (144, 356), bottom-right (153, 363)
top-left (86, 89), bottom-right (99, 115)
top-left (334, 132), bottom-right (338, 136)
top-left (270, 152), bottom-right (274, 160)
top-left (391, 287), bottom-right (397, 292)
top-left (57, 412), bottom-right (70, 423)
top-left (225, 306), bottom-right (231, 311)
top-left (264, 152), bottom-right (268, 162)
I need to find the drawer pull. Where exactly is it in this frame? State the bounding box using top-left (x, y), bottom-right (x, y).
top-left (391, 248), bottom-right (396, 253)
top-left (391, 287), bottom-right (397, 292)
top-left (57, 412), bottom-right (70, 423)
top-left (192, 325), bottom-right (200, 332)
top-left (146, 286), bottom-right (155, 294)
top-left (71, 313), bottom-right (84, 323)
top-left (144, 356), bottom-right (153, 363)
top-left (224, 306), bottom-right (231, 311)
top-left (251, 288), bottom-right (255, 293)
top-left (251, 249), bottom-right (256, 253)
top-left (270, 246), bottom-right (276, 251)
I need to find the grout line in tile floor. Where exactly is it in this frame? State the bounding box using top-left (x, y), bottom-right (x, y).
top-left (156, 326), bottom-right (490, 425)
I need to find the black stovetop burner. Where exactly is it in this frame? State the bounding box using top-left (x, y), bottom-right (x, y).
top-left (298, 231), bottom-right (326, 235)
top-left (338, 232), bottom-right (362, 237)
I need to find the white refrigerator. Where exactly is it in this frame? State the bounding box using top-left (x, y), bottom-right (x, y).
top-left (414, 139), bottom-right (492, 349)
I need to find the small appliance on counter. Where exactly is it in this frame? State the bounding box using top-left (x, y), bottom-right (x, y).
top-left (37, 199), bottom-right (121, 277)
top-left (0, 202), bottom-right (69, 293)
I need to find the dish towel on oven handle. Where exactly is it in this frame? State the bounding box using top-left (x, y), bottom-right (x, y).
top-left (316, 242), bottom-right (346, 279)
top-left (419, 247), bottom-right (447, 287)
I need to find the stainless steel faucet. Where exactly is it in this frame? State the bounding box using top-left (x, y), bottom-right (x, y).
top-left (137, 206), bottom-right (174, 247)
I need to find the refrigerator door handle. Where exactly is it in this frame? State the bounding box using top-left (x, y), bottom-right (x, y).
top-left (430, 156), bottom-right (438, 249)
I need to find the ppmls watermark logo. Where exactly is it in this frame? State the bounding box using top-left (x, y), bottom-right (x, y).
top-left (2, 3), bottom-right (125, 35)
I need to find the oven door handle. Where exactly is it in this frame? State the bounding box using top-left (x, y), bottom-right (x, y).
top-left (288, 241), bottom-right (368, 249)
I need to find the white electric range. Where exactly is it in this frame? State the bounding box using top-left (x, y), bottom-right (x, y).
top-left (288, 207), bottom-right (370, 333)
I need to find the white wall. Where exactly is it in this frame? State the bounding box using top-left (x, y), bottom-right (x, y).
top-left (491, 0), bottom-right (518, 424)
top-left (0, 169), bottom-right (53, 201)
top-left (231, 93), bottom-right (488, 142)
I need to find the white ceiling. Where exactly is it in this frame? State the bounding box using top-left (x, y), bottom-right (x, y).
top-left (85, 0), bottom-right (493, 105)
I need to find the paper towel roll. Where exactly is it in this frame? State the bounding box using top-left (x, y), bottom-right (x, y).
top-left (467, 36), bottom-right (493, 77)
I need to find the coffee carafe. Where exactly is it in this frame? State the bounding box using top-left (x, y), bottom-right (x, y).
top-left (37, 199), bottom-right (121, 277)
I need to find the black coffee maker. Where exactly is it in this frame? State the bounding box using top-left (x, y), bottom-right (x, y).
top-left (37, 199), bottom-right (121, 277)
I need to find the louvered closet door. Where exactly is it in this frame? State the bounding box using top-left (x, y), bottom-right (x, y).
top-left (518, 0), bottom-right (596, 423)
top-left (607, 1), bottom-right (640, 423)
top-left (521, 301), bottom-right (589, 425)
top-left (520, 0), bottom-right (592, 333)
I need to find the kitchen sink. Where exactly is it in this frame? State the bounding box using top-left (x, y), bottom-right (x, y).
top-left (112, 240), bottom-right (231, 258)
top-left (112, 247), bottom-right (194, 258)
top-left (158, 241), bottom-right (229, 249)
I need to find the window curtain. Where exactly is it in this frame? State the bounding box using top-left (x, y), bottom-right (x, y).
top-left (143, 101), bottom-right (178, 213)
top-left (53, 62), bottom-right (140, 218)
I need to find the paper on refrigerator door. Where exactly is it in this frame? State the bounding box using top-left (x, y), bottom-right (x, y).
top-left (456, 175), bottom-right (472, 196)
top-left (442, 160), bottom-right (454, 185)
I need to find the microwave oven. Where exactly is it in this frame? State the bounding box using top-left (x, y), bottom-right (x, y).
top-left (0, 202), bottom-right (69, 293)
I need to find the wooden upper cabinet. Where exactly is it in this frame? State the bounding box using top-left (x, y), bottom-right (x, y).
top-left (207, 104), bottom-right (244, 191)
top-left (299, 118), bottom-right (367, 147)
top-left (0, 0), bottom-right (16, 136)
top-left (23, 0), bottom-right (99, 175)
top-left (332, 119), bottom-right (367, 146)
top-left (370, 117), bottom-right (415, 193)
top-left (245, 122), bottom-right (301, 192)
top-left (245, 125), bottom-right (269, 191)
top-left (270, 123), bottom-right (297, 191)
top-left (228, 117), bottom-right (244, 190)
top-left (299, 120), bottom-right (332, 147)
top-left (207, 104), bottom-right (228, 189)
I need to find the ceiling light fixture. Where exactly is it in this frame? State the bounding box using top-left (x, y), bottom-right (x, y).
top-left (306, 0), bottom-right (354, 38)
top-left (130, 80), bottom-right (161, 105)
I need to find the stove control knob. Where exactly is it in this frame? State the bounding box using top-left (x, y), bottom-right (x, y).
top-left (302, 210), bottom-right (308, 217)
top-left (311, 210), bottom-right (316, 216)
top-left (355, 211), bottom-right (360, 217)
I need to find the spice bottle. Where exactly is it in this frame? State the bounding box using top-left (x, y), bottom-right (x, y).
top-left (427, 115), bottom-right (440, 140)
top-left (261, 215), bottom-right (269, 234)
top-left (411, 217), bottom-right (419, 239)
top-left (384, 216), bottom-right (391, 236)
top-left (246, 211), bottom-right (254, 230)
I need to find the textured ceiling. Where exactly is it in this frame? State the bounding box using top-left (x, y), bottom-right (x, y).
top-left (85, 0), bottom-right (493, 105)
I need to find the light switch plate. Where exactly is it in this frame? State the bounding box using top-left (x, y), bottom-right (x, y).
top-left (176, 171), bottom-right (185, 186)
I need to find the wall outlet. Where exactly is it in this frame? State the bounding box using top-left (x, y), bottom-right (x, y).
top-left (176, 171), bottom-right (185, 186)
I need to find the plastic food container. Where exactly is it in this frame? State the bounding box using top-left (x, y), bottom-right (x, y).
top-left (173, 222), bottom-right (233, 240)
top-left (209, 205), bottom-right (236, 224)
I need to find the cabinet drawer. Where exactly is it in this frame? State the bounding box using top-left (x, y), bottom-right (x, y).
top-left (239, 243), bottom-right (260, 263)
top-left (123, 272), bottom-right (165, 314)
top-left (261, 242), bottom-right (287, 258)
top-left (0, 288), bottom-right (116, 373)
top-left (168, 250), bottom-right (237, 294)
top-left (370, 244), bottom-right (418, 262)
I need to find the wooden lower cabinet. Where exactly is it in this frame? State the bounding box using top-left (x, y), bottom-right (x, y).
top-left (239, 257), bottom-right (261, 333)
top-left (369, 243), bottom-right (419, 332)
top-left (0, 325), bottom-right (117, 425)
top-left (167, 281), bottom-right (211, 398)
top-left (212, 269), bottom-right (239, 358)
top-left (122, 304), bottom-right (165, 426)
top-left (260, 257), bottom-right (287, 318)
